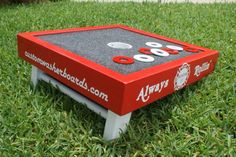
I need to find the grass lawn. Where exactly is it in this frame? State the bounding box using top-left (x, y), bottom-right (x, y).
top-left (0, 1), bottom-right (235, 156)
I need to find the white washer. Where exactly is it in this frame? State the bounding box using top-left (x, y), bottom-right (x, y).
top-left (133, 54), bottom-right (155, 63)
top-left (151, 49), bottom-right (170, 57)
top-left (145, 42), bottom-right (162, 48)
top-left (107, 42), bottom-right (132, 49)
top-left (166, 45), bottom-right (183, 51)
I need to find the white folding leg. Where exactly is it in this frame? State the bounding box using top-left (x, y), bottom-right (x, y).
top-left (31, 65), bottom-right (41, 88)
top-left (103, 110), bottom-right (132, 140)
top-left (30, 66), bottom-right (132, 140)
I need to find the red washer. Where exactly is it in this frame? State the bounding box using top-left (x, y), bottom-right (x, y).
top-left (183, 46), bottom-right (200, 53)
top-left (161, 47), bottom-right (179, 55)
top-left (138, 48), bottom-right (152, 55)
top-left (113, 56), bottom-right (134, 65)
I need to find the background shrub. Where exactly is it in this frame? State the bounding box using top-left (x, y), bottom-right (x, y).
top-left (0, 0), bottom-right (10, 5)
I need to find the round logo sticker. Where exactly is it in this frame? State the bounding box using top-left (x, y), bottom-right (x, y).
top-left (174, 63), bottom-right (190, 90)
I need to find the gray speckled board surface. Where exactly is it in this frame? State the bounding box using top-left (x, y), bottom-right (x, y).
top-left (37, 28), bottom-right (194, 74)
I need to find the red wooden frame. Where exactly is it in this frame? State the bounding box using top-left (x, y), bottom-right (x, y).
top-left (18, 24), bottom-right (219, 115)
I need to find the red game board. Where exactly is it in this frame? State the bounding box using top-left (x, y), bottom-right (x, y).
top-left (18, 25), bottom-right (219, 140)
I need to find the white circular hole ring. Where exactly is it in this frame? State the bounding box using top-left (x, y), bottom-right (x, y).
top-left (166, 45), bottom-right (183, 51)
top-left (151, 48), bottom-right (170, 57)
top-left (133, 54), bottom-right (155, 63)
top-left (107, 42), bottom-right (133, 49)
top-left (145, 42), bottom-right (162, 48)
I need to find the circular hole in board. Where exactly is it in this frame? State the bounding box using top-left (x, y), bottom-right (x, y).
top-left (107, 42), bottom-right (133, 49)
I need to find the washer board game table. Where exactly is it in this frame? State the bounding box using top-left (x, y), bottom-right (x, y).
top-left (18, 25), bottom-right (219, 140)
